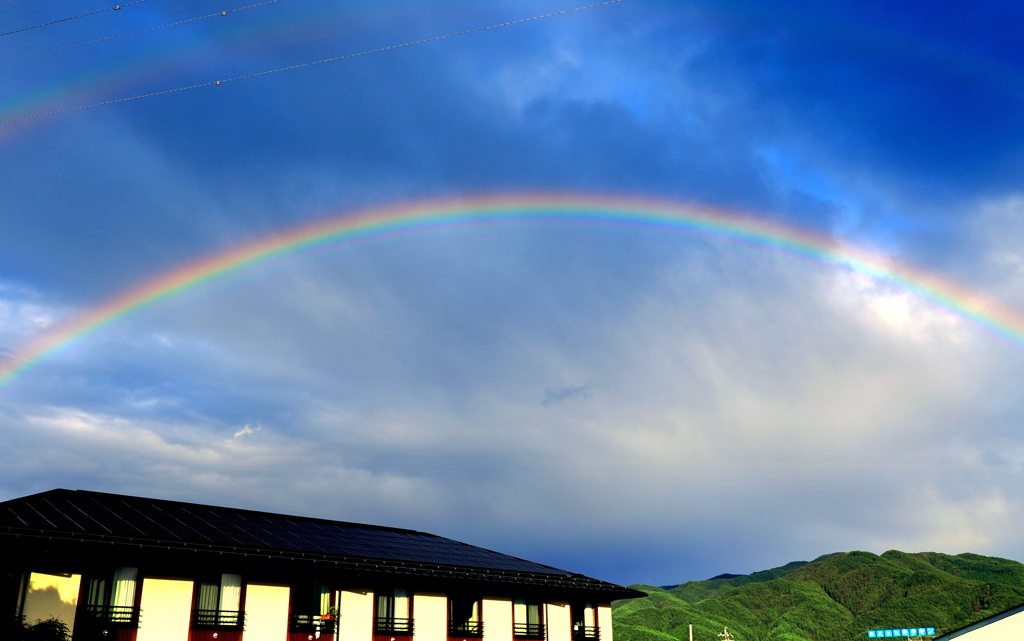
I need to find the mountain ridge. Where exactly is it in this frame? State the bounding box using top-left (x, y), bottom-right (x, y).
top-left (613, 550), bottom-right (1024, 641)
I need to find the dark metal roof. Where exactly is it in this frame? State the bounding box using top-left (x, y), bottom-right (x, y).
top-left (0, 489), bottom-right (644, 599)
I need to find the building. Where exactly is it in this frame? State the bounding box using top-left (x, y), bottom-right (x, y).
top-left (933, 602), bottom-right (1024, 640)
top-left (1, 489), bottom-right (644, 641)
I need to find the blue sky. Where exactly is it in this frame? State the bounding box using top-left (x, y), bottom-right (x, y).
top-left (2, 0), bottom-right (1024, 587)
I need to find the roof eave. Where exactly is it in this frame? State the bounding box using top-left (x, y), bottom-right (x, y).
top-left (0, 524), bottom-right (638, 599)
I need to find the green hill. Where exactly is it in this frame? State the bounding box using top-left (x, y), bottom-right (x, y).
top-left (613, 550), bottom-right (1024, 641)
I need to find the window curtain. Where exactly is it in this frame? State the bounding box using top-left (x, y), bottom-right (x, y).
top-left (197, 581), bottom-right (219, 611)
top-left (377, 593), bottom-right (394, 620)
top-left (110, 567), bottom-right (137, 609)
top-left (514, 599), bottom-right (526, 624)
top-left (394, 588), bottom-right (410, 619)
top-left (526, 604), bottom-right (540, 626)
top-left (87, 578), bottom-right (107, 608)
top-left (219, 574), bottom-right (242, 611)
top-left (110, 567), bottom-right (137, 622)
top-left (584, 603), bottom-right (595, 628)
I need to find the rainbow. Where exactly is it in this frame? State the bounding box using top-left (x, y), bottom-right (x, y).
top-left (0, 194), bottom-right (1019, 388)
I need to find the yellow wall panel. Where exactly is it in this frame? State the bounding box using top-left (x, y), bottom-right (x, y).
top-left (338, 590), bottom-right (374, 641)
top-left (482, 597), bottom-right (512, 641)
top-left (546, 602), bottom-right (571, 641)
top-left (413, 593), bottom-right (446, 641)
top-left (245, 584), bottom-right (291, 641)
top-left (597, 605), bottom-right (613, 641)
top-left (137, 578), bottom-right (193, 641)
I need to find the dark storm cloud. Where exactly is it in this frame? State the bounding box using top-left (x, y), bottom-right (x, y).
top-left (662, 0), bottom-right (1024, 181)
top-left (8, 0), bottom-right (1020, 296)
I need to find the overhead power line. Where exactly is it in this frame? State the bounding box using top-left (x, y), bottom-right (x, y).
top-left (0, 0), bottom-right (285, 64)
top-left (0, 0), bottom-right (150, 38)
top-left (0, 0), bottom-right (624, 125)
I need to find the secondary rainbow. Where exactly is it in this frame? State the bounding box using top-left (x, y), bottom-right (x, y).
top-left (0, 194), bottom-right (1020, 389)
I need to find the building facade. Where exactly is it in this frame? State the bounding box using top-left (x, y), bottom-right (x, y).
top-left (1, 490), bottom-right (643, 641)
top-left (933, 603), bottom-right (1024, 640)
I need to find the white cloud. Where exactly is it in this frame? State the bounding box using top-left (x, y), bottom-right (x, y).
top-left (838, 487), bottom-right (1019, 557)
top-left (0, 282), bottom-right (69, 350)
top-left (5, 206), bottom-right (1024, 586)
top-left (970, 194), bottom-right (1024, 307)
top-left (825, 270), bottom-right (976, 346)
top-left (7, 230), bottom-right (1018, 574)
top-left (233, 423), bottom-right (262, 438)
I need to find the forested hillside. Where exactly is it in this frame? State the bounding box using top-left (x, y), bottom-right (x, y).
top-left (613, 551), bottom-right (1024, 641)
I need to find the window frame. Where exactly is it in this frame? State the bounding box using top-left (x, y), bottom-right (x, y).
top-left (190, 573), bottom-right (246, 631)
top-left (289, 580), bottom-right (339, 635)
top-left (78, 568), bottom-right (142, 630)
top-left (512, 599), bottom-right (545, 640)
top-left (374, 587), bottom-right (415, 636)
top-left (448, 595), bottom-right (484, 638)
top-left (571, 602), bottom-right (599, 641)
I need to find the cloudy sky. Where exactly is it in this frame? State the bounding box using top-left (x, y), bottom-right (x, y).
top-left (2, 0), bottom-right (1024, 588)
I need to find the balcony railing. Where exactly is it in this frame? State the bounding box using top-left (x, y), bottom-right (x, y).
top-left (375, 617), bottom-right (415, 635)
top-left (573, 626), bottom-right (600, 641)
top-left (449, 621), bottom-right (484, 637)
top-left (290, 614), bottom-right (339, 634)
top-left (513, 623), bottom-right (545, 639)
top-left (191, 609), bottom-right (246, 630)
top-left (83, 605), bottom-right (141, 627)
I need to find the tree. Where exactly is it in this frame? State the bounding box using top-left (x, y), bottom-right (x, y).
top-left (10, 616), bottom-right (72, 641)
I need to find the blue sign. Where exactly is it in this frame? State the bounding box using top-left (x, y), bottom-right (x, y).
top-left (867, 628), bottom-right (935, 638)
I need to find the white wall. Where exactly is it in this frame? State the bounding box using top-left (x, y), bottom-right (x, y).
top-left (339, 590), bottom-right (374, 640)
top-left (136, 578), bottom-right (193, 641)
top-left (245, 584), bottom-right (290, 641)
top-left (414, 593), bottom-right (446, 641)
top-left (546, 602), bottom-right (571, 641)
top-left (951, 610), bottom-right (1024, 640)
top-left (482, 597), bottom-right (512, 641)
top-left (597, 605), bottom-right (613, 641)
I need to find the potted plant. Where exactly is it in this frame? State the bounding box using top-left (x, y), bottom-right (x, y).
top-left (322, 606), bottom-right (341, 621)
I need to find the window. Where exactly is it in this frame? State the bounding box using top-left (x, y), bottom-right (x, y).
top-left (192, 574), bottom-right (244, 629)
top-left (375, 588), bottom-right (414, 635)
top-left (513, 599), bottom-right (544, 639)
top-left (83, 567), bottom-right (140, 626)
top-left (290, 581), bottom-right (338, 635)
top-left (21, 572), bottom-right (81, 635)
top-left (572, 603), bottom-right (599, 641)
top-left (448, 597), bottom-right (483, 637)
